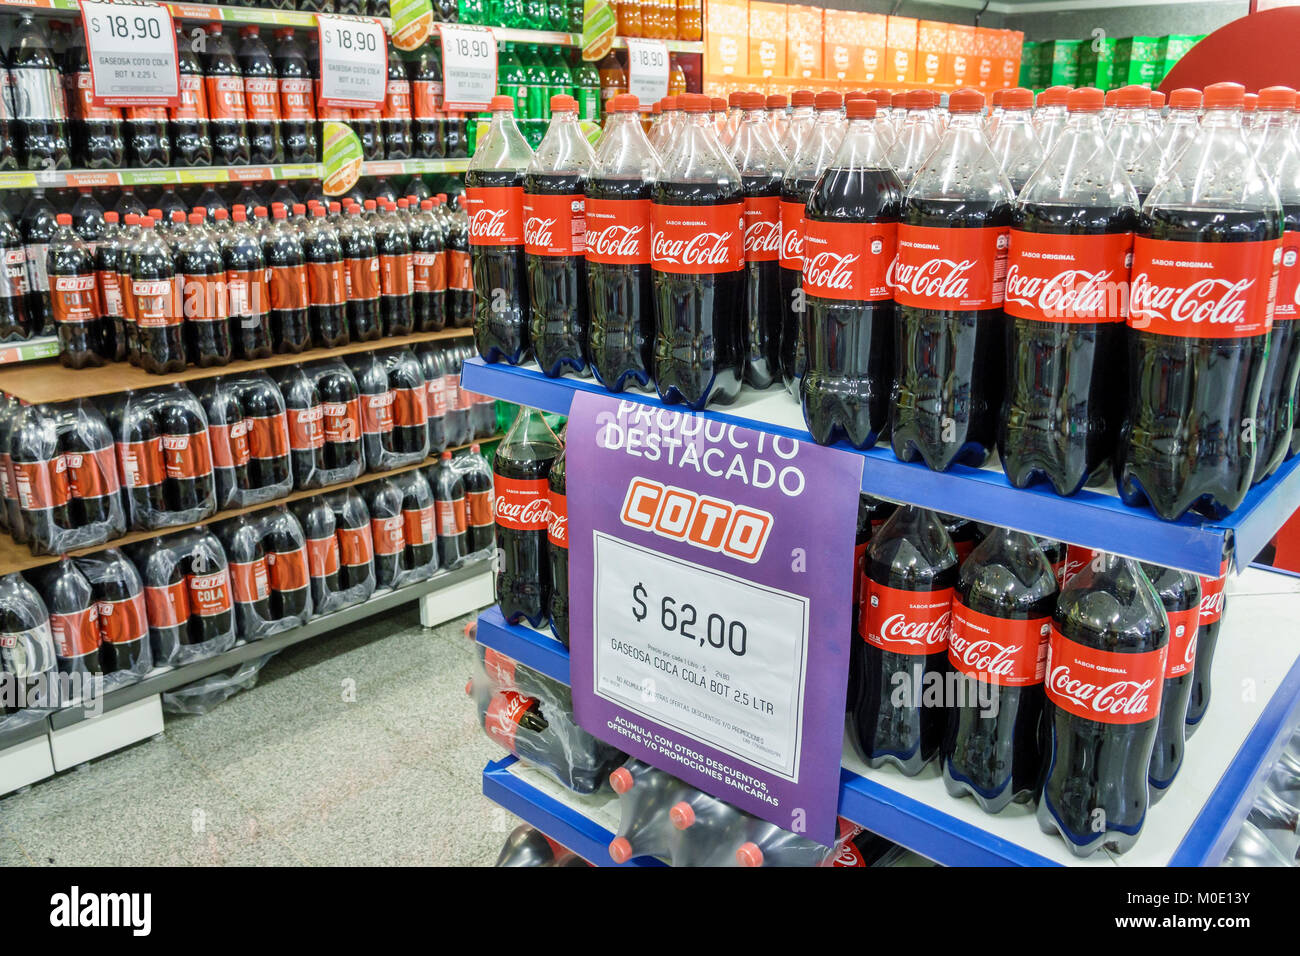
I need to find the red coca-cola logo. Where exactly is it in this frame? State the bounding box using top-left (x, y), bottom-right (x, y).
top-left (1130, 274), bottom-right (1254, 326)
top-left (465, 186), bottom-right (524, 247)
top-left (1128, 236), bottom-right (1277, 338)
top-left (585, 198), bottom-right (651, 265)
top-left (1200, 587), bottom-right (1225, 621)
top-left (650, 229), bottom-right (738, 268)
top-left (891, 225), bottom-right (1008, 310)
top-left (803, 251), bottom-right (859, 291)
top-left (589, 224), bottom-right (646, 258)
top-left (1044, 627), bottom-right (1165, 724)
top-left (524, 216), bottom-right (557, 249)
top-left (879, 610), bottom-right (951, 648)
top-left (949, 635), bottom-right (1020, 678)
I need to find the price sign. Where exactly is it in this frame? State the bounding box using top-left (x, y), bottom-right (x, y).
top-left (567, 393), bottom-right (864, 846)
top-left (625, 38), bottom-right (669, 108)
top-left (79, 1), bottom-right (179, 107)
top-left (440, 24), bottom-right (497, 112)
top-left (316, 14), bottom-right (388, 110)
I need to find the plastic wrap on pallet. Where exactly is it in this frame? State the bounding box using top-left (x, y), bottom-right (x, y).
top-left (362, 473), bottom-right (438, 591)
top-left (196, 372), bottom-right (294, 509)
top-left (128, 526), bottom-right (236, 667)
top-left (494, 824), bottom-right (589, 867)
top-left (273, 361), bottom-right (365, 490)
top-left (322, 487), bottom-right (378, 604)
top-left (74, 548), bottom-right (153, 687)
top-left (290, 495), bottom-right (371, 615)
top-left (0, 572), bottom-right (59, 724)
top-left (348, 348), bottom-right (429, 472)
top-left (216, 506), bottom-right (313, 641)
top-left (161, 652), bottom-right (277, 715)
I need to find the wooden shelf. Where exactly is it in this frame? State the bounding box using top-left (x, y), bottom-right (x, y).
top-left (0, 435), bottom-right (501, 576)
top-left (0, 327), bottom-right (472, 405)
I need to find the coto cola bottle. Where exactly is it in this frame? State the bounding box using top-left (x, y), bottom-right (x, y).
top-left (651, 93), bottom-right (745, 409)
top-left (890, 87), bottom-right (1011, 472)
top-left (48, 213), bottom-right (101, 369)
top-left (524, 95), bottom-right (594, 378)
top-left (172, 24), bottom-right (214, 167)
top-left (1000, 86), bottom-right (1138, 496)
top-left (202, 24), bottom-right (252, 166)
top-left (273, 28), bottom-right (317, 163)
top-left (238, 26), bottom-right (284, 166)
top-left (800, 98), bottom-right (900, 449)
top-left (494, 406), bottom-right (562, 627)
top-left (9, 15), bottom-right (70, 171)
top-left (1118, 82), bottom-right (1283, 520)
top-left (466, 95), bottom-right (533, 364)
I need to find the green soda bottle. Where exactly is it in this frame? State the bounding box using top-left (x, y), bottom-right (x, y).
top-left (566, 0), bottom-right (584, 31)
top-left (545, 46), bottom-right (572, 114)
top-left (460, 0), bottom-right (485, 24)
top-left (500, 0), bottom-right (526, 28)
top-left (571, 51), bottom-right (601, 123)
top-left (521, 44), bottom-right (550, 149)
top-left (545, 0), bottom-right (567, 31)
top-left (497, 43), bottom-right (528, 121)
top-left (525, 0), bottom-right (549, 28)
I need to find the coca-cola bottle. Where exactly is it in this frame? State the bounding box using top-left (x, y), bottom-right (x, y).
top-left (467, 95), bottom-right (533, 364)
top-left (800, 98), bottom-right (900, 448)
top-left (1000, 86), bottom-right (1138, 496)
top-left (1118, 83), bottom-right (1282, 520)
top-left (238, 26), bottom-right (284, 166)
top-left (731, 91), bottom-right (785, 389)
top-left (852, 506), bottom-right (957, 775)
top-left (1038, 555), bottom-right (1168, 856)
top-left (1141, 563), bottom-right (1200, 802)
top-left (1109, 85), bottom-right (1157, 196)
top-left (942, 528), bottom-right (1057, 813)
top-left (890, 88), bottom-right (1012, 472)
top-left (273, 28), bottom-right (317, 163)
top-left (1032, 85), bottom-right (1069, 153)
top-left (547, 436), bottom-right (568, 645)
top-left (651, 93), bottom-right (745, 409)
top-left (586, 94), bottom-right (660, 391)
top-left (172, 24), bottom-right (214, 167)
top-left (987, 87), bottom-right (1041, 194)
top-left (884, 90), bottom-right (939, 188)
top-left (48, 213), bottom-right (101, 369)
top-left (494, 406), bottom-right (562, 626)
top-left (9, 15), bottom-right (70, 171)
top-left (780, 91), bottom-right (844, 397)
top-left (525, 95), bottom-right (594, 378)
top-left (1187, 559), bottom-right (1228, 736)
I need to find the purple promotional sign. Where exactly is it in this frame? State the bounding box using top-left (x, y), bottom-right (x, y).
top-left (566, 392), bottom-right (864, 846)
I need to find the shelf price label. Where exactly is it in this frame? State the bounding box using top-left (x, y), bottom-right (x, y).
top-left (625, 37), bottom-right (669, 108)
top-left (315, 14), bottom-right (388, 110)
top-left (566, 393), bottom-right (865, 847)
top-left (78, 1), bottom-right (180, 107)
top-left (439, 24), bottom-right (497, 112)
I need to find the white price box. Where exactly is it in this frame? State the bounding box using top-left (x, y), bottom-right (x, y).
top-left (316, 14), bottom-right (388, 110)
top-left (79, 1), bottom-right (179, 107)
top-left (625, 38), bottom-right (669, 110)
top-left (591, 533), bottom-right (809, 780)
top-left (440, 24), bottom-right (497, 112)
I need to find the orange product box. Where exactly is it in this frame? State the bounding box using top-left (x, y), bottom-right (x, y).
top-left (823, 10), bottom-right (856, 82)
top-left (885, 15), bottom-right (917, 85)
top-left (786, 5), bottom-right (824, 80)
top-left (972, 28), bottom-right (997, 88)
top-left (705, 0), bottom-right (750, 77)
top-left (946, 24), bottom-right (976, 87)
top-left (861, 13), bottom-right (888, 84)
top-left (915, 20), bottom-right (950, 85)
top-left (749, 2), bottom-right (787, 78)
top-left (999, 30), bottom-right (1024, 88)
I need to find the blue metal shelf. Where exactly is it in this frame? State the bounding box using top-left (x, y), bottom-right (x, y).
top-left (462, 358), bottom-right (1300, 577)
top-left (482, 756), bottom-right (665, 867)
top-left (476, 605), bottom-right (571, 684)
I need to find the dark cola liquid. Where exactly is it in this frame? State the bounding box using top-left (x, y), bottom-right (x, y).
top-left (496, 450), bottom-right (555, 627)
top-left (1186, 573), bottom-right (1225, 733)
top-left (525, 172), bottom-right (588, 378)
top-left (1143, 564), bottom-right (1199, 801)
top-left (891, 197), bottom-right (1010, 471)
top-left (802, 166), bottom-right (900, 449)
top-left (1118, 207), bottom-right (1280, 520)
top-left (1254, 202), bottom-right (1300, 484)
top-left (651, 183), bottom-right (745, 409)
top-left (941, 532), bottom-right (1056, 814)
top-left (1001, 202), bottom-right (1136, 496)
top-left (742, 174), bottom-right (784, 390)
top-left (547, 450), bottom-right (568, 646)
top-left (467, 168), bottom-right (530, 364)
top-left (780, 176), bottom-right (817, 395)
top-left (586, 176), bottom-right (654, 391)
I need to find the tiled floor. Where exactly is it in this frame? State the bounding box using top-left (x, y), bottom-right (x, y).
top-left (0, 606), bottom-right (519, 866)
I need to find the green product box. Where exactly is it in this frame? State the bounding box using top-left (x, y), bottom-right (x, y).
top-left (1020, 40), bottom-right (1039, 87)
top-left (1048, 38), bottom-right (1082, 86)
top-left (1113, 35), bottom-right (1161, 88)
top-left (1077, 37), bottom-right (1115, 89)
top-left (1155, 33), bottom-right (1203, 84)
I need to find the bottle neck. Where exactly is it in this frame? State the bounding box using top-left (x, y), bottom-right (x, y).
top-left (1064, 110), bottom-right (1104, 133)
top-left (999, 108), bottom-right (1032, 127)
top-left (831, 117), bottom-right (888, 168)
top-left (1201, 106), bottom-right (1244, 130)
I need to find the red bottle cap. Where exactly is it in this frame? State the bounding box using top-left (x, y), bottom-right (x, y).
top-left (364, 199), bottom-right (377, 210)
top-left (272, 206), bottom-right (287, 220)
top-left (710, 96), bottom-right (727, 111)
top-left (1066, 87), bottom-right (1105, 112)
top-left (1116, 84), bottom-right (1150, 108)
top-left (948, 87), bottom-right (984, 113)
top-left (239, 24), bottom-right (258, 38)
top-left (1149, 90), bottom-right (1166, 108)
top-left (489, 94), bottom-right (515, 111)
top-left (172, 210), bottom-right (186, 223)
top-left (232, 209), bottom-right (246, 222)
top-left (866, 89), bottom-right (891, 108)
top-left (292, 203), bottom-right (306, 215)
top-left (440, 450), bottom-right (452, 460)
top-left (607, 93), bottom-right (640, 112)
top-left (844, 90), bottom-right (870, 102)
top-left (668, 801), bottom-right (695, 829)
top-left (1258, 85), bottom-right (1297, 110)
top-left (214, 208), bottom-right (228, 220)
top-left (608, 767), bottom-right (634, 793)
top-left (766, 94), bottom-right (787, 109)
top-left (421, 199), bottom-right (433, 210)
top-left (148, 208), bottom-right (163, 220)
top-left (845, 98), bottom-right (875, 119)
top-left (140, 216), bottom-right (154, 228)
top-left (1170, 88), bottom-right (1202, 109)
top-left (891, 92), bottom-right (907, 109)
top-left (207, 22), bottom-right (222, 34)
top-left (1204, 81), bottom-right (1246, 109)
top-left (55, 213), bottom-right (71, 226)
top-left (550, 94), bottom-right (578, 112)
top-left (814, 91), bottom-right (843, 110)
top-left (329, 201), bottom-right (341, 213)
top-left (728, 91), bottom-right (744, 107)
top-left (791, 90), bottom-right (814, 107)
top-left (683, 93), bottom-right (712, 113)
top-left (189, 212), bottom-right (204, 224)
top-left (736, 842), bottom-right (764, 867)
top-left (1003, 87), bottom-right (1033, 110)
top-left (905, 89), bottom-right (934, 110)
top-left (104, 211), bottom-right (118, 224)
top-left (254, 205), bottom-right (267, 217)
top-left (1040, 85), bottom-right (1070, 107)
top-left (608, 837), bottom-right (633, 863)
top-left (740, 91), bottom-right (765, 110)
top-left (663, 95), bottom-right (678, 110)
top-left (312, 206), bottom-right (325, 218)
top-left (991, 88), bottom-right (1005, 107)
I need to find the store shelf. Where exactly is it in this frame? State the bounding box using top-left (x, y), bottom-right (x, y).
top-left (0, 327), bottom-right (471, 405)
top-left (6, 0), bottom-right (389, 29)
top-left (460, 358), bottom-right (1300, 577)
top-left (482, 755), bottom-right (665, 866)
top-left (361, 158), bottom-right (469, 176)
top-left (0, 711), bottom-right (52, 752)
top-left (0, 159), bottom-right (464, 192)
top-left (472, 568), bottom-right (1300, 866)
top-left (486, 25), bottom-right (703, 54)
top-left (475, 605), bottom-right (570, 683)
top-left (0, 337), bottom-right (58, 366)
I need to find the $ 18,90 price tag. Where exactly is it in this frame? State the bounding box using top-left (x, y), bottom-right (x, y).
top-left (624, 38), bottom-right (669, 109)
top-left (316, 14), bottom-right (388, 110)
top-left (78, 1), bottom-right (179, 107)
top-left (440, 24), bottom-right (497, 112)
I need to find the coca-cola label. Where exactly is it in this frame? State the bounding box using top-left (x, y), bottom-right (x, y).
top-left (51, 607), bottom-right (99, 660)
top-left (1274, 230), bottom-right (1300, 321)
top-left (1164, 607), bottom-right (1199, 679)
top-left (307, 535), bottom-right (340, 579)
top-left (1128, 236), bottom-right (1279, 338)
top-left (890, 224), bottom-right (1009, 310)
top-left (1004, 230), bottom-right (1133, 324)
top-left (493, 474), bottom-right (550, 531)
top-left (779, 199), bottom-right (805, 271)
top-left (650, 201), bottom-right (744, 274)
top-left (371, 515), bottom-right (404, 556)
top-left (323, 398), bottom-right (361, 443)
top-left (585, 197), bottom-right (651, 265)
top-left (861, 582), bottom-right (953, 655)
top-left (288, 406), bottom-right (325, 451)
top-left (1044, 626), bottom-right (1166, 724)
top-left (802, 219), bottom-right (897, 302)
top-left (465, 186), bottom-right (525, 247)
top-left (280, 77), bottom-right (315, 121)
top-left (267, 548), bottom-right (309, 592)
top-left (229, 557), bottom-right (271, 603)
top-left (145, 580), bottom-right (188, 627)
top-left (205, 75), bottom-right (247, 122)
top-left (485, 690), bottom-right (534, 753)
top-left (547, 489), bottom-right (567, 549)
top-left (65, 446), bottom-right (119, 500)
top-left (1198, 566), bottom-right (1228, 626)
top-left (338, 524), bottom-right (374, 566)
top-left (743, 195), bottom-right (781, 263)
top-left (482, 646), bottom-right (516, 688)
top-left (97, 593), bottom-right (147, 646)
top-left (188, 570), bottom-right (233, 617)
top-left (948, 600), bottom-right (1050, 687)
top-left (436, 496), bottom-right (466, 536)
top-left (523, 192), bottom-right (585, 257)
top-left (244, 76), bottom-right (280, 122)
top-left (51, 273), bottom-right (98, 325)
top-left (467, 489), bottom-right (493, 528)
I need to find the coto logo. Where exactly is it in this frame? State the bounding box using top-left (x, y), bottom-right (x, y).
top-left (620, 477), bottom-right (773, 564)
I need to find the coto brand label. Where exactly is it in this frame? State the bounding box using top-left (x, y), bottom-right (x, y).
top-left (380, 253), bottom-right (414, 298)
top-left (1198, 565), bottom-right (1228, 625)
top-left (288, 406), bottom-right (325, 450)
top-left (779, 199), bottom-right (805, 270)
top-left (413, 251), bottom-right (445, 295)
top-left (619, 476), bottom-right (774, 564)
top-left (465, 187), bottom-right (525, 247)
top-left (1274, 231), bottom-right (1300, 320)
top-left (97, 268), bottom-right (122, 318)
top-left (861, 582), bottom-right (953, 655)
top-left (650, 202), bottom-right (744, 274)
top-left (162, 432), bottom-right (213, 482)
top-left (307, 261), bottom-right (346, 306)
top-left (383, 78), bottom-right (412, 118)
top-left (13, 459), bottom-right (69, 510)
top-left (267, 549), bottom-right (309, 592)
top-left (493, 475), bottom-right (551, 531)
top-left (1164, 607), bottom-right (1199, 679)
top-left (132, 278), bottom-right (181, 328)
top-left (485, 690), bottom-right (534, 753)
top-left (448, 250), bottom-right (471, 291)
top-left (547, 489), bottom-right (567, 548)
top-left (585, 198), bottom-right (651, 264)
top-left (338, 524), bottom-right (374, 566)
top-left (248, 414), bottom-right (290, 460)
top-left (229, 557), bottom-right (271, 602)
top-left (244, 76), bottom-right (281, 121)
top-left (173, 74), bottom-right (209, 120)
top-left (73, 71), bottom-right (119, 121)
top-left (424, 378), bottom-right (447, 417)
top-left (269, 263), bottom-right (309, 310)
top-left (205, 76), bottom-right (248, 121)
top-left (889, 224), bottom-right (1009, 310)
top-left (411, 80), bottom-right (443, 117)
top-left (209, 419), bottom-right (251, 469)
top-left (467, 488), bottom-right (493, 528)
top-left (189, 570), bottom-right (233, 617)
top-left (948, 601), bottom-right (1050, 687)
top-left (802, 219), bottom-right (897, 301)
top-left (403, 505), bottom-right (435, 546)
top-left (523, 193), bottom-right (586, 257)
top-left (742, 195), bottom-right (780, 263)
top-left (1044, 627), bottom-right (1166, 724)
top-left (145, 580), bottom-right (189, 627)
top-left (1128, 237), bottom-right (1280, 338)
top-left (1004, 231), bottom-right (1133, 323)
top-left (279, 77), bottom-right (315, 121)
top-left (347, 253), bottom-right (381, 301)
top-left (227, 269), bottom-right (268, 318)
top-left (307, 535), bottom-right (340, 578)
top-left (65, 446), bottom-right (120, 500)
top-left (2, 248), bottom-right (29, 299)
top-left (97, 594), bottom-right (147, 646)
top-left (393, 386), bottom-right (428, 429)
top-left (51, 273), bottom-right (99, 324)
top-left (436, 496), bottom-right (467, 535)
top-left (323, 399), bottom-right (361, 443)
top-left (51, 607), bottom-right (99, 660)
top-left (118, 438), bottom-right (164, 489)
top-left (371, 515), bottom-right (404, 555)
